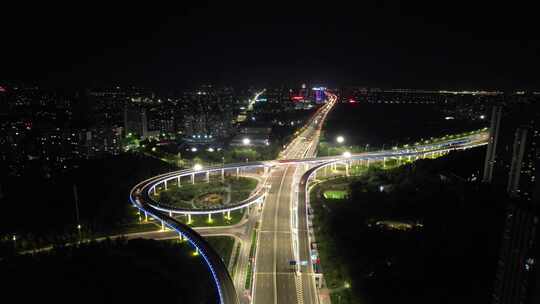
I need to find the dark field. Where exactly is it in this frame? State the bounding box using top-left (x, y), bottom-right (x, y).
top-left (322, 103), bottom-right (486, 148)
top-left (0, 238), bottom-right (218, 304)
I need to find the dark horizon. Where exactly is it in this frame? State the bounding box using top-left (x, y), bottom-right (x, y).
top-left (2, 2), bottom-right (539, 90)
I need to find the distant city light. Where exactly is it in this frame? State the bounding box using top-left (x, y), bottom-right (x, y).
top-left (208, 147), bottom-right (215, 152)
top-left (191, 147), bottom-right (198, 152)
top-left (336, 136), bottom-right (345, 144)
top-left (193, 164), bottom-right (203, 171)
top-left (242, 138), bottom-right (251, 145)
top-left (479, 115), bottom-right (486, 119)
top-left (445, 116), bottom-right (455, 120)
top-left (343, 151), bottom-right (351, 158)
top-left (349, 99), bottom-right (356, 103)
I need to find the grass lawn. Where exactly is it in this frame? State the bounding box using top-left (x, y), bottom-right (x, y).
top-left (323, 190), bottom-right (348, 199)
top-left (205, 236), bottom-right (235, 266)
top-left (157, 176), bottom-right (259, 209)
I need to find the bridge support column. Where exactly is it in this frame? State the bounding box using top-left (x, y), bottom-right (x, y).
top-left (153, 187), bottom-right (156, 196)
top-left (144, 212), bottom-right (148, 222)
top-left (161, 220), bottom-right (165, 231)
top-left (221, 169), bottom-right (225, 181)
top-left (187, 213), bottom-right (192, 224)
top-left (367, 159), bottom-right (370, 168)
top-left (383, 157), bottom-right (387, 169)
top-left (191, 173), bottom-right (195, 184)
top-left (236, 167), bottom-right (240, 178)
top-left (227, 210), bottom-right (231, 219)
top-left (208, 213), bottom-right (212, 223)
top-left (178, 233), bottom-right (183, 242)
top-left (169, 211), bottom-right (172, 217)
top-left (345, 162), bottom-right (349, 177)
top-left (206, 171), bottom-right (210, 183)
top-left (164, 180), bottom-right (167, 190)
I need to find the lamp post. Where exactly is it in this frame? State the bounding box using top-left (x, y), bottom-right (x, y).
top-left (77, 224), bottom-right (82, 243)
top-left (73, 184), bottom-right (81, 243)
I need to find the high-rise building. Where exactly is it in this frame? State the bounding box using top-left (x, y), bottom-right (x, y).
top-left (123, 105), bottom-right (148, 138)
top-left (483, 106), bottom-right (503, 183)
top-left (492, 104), bottom-right (540, 304)
top-left (507, 127), bottom-right (534, 198)
top-left (492, 200), bottom-right (539, 304)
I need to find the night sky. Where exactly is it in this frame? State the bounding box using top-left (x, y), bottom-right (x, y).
top-left (2, 1), bottom-right (539, 90)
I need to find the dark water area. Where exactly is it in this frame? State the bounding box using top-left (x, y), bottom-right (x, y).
top-left (323, 103), bottom-right (486, 147)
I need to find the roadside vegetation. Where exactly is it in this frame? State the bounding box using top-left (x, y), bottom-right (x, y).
top-left (310, 148), bottom-right (507, 304)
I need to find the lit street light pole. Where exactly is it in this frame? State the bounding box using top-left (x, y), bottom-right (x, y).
top-left (73, 184), bottom-right (82, 243)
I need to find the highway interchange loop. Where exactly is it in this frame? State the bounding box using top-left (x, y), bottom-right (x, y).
top-left (129, 131), bottom-right (487, 304)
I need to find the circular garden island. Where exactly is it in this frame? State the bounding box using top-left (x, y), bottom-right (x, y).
top-left (156, 176), bottom-right (259, 210)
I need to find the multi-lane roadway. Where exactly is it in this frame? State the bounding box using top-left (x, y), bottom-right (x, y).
top-left (253, 94), bottom-right (337, 304)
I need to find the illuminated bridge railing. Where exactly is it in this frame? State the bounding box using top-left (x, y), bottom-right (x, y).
top-left (140, 163), bottom-right (272, 215)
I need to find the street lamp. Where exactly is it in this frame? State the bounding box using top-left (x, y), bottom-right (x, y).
top-left (336, 136), bottom-right (345, 144)
top-left (191, 147), bottom-right (198, 152)
top-left (243, 138), bottom-right (251, 146)
top-left (77, 224), bottom-right (82, 242)
top-left (193, 164), bottom-right (203, 171)
top-left (343, 151), bottom-right (351, 158)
